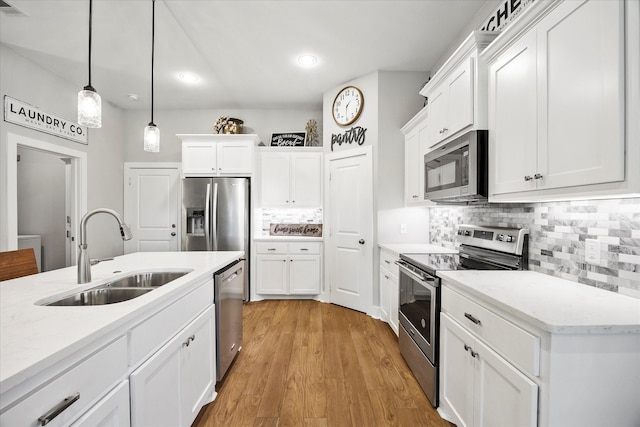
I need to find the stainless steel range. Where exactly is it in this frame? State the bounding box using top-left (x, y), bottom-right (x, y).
top-left (396, 224), bottom-right (529, 407)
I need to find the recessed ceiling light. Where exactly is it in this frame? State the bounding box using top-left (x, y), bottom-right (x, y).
top-left (297, 55), bottom-right (318, 67)
top-left (177, 72), bottom-right (200, 84)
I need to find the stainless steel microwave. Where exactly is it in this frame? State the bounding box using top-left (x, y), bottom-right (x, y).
top-left (424, 130), bottom-right (488, 202)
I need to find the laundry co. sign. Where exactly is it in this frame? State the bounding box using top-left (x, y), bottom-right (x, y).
top-left (3, 96), bottom-right (88, 144)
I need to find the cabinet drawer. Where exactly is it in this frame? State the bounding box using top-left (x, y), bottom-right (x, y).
top-left (255, 242), bottom-right (289, 254)
top-left (379, 249), bottom-right (399, 276)
top-left (442, 286), bottom-right (540, 377)
top-left (289, 242), bottom-right (321, 255)
top-left (1, 336), bottom-right (127, 427)
top-left (129, 280), bottom-right (213, 367)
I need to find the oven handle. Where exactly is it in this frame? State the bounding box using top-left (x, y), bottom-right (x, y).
top-left (395, 260), bottom-right (436, 288)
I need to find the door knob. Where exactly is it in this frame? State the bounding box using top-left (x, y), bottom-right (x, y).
top-left (358, 239), bottom-right (365, 245)
top-left (171, 232), bottom-right (176, 236)
top-left (171, 224), bottom-right (176, 228)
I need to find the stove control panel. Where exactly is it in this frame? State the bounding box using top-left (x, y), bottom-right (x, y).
top-left (456, 224), bottom-right (529, 255)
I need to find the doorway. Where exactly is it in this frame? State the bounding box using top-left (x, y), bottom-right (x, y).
top-left (2, 132), bottom-right (87, 268)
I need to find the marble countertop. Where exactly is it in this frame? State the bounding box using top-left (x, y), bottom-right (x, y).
top-left (438, 270), bottom-right (640, 334)
top-left (0, 251), bottom-right (243, 396)
top-left (378, 242), bottom-right (458, 256)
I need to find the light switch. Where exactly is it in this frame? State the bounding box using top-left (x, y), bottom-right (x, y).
top-left (400, 224), bottom-right (407, 234)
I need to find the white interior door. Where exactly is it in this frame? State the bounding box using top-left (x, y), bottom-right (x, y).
top-left (326, 146), bottom-right (373, 313)
top-left (124, 164), bottom-right (180, 253)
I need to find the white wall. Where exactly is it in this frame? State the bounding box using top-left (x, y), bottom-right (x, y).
top-left (1, 45), bottom-right (126, 260)
top-left (123, 108), bottom-right (323, 162)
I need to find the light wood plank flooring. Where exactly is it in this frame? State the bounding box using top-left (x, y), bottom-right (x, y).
top-left (193, 300), bottom-right (452, 427)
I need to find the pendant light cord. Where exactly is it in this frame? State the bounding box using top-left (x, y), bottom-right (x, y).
top-left (87, 0), bottom-right (93, 88)
top-left (150, 0), bottom-right (155, 125)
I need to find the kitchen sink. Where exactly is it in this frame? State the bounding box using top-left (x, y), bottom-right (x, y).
top-left (40, 270), bottom-right (192, 306)
top-left (45, 288), bottom-right (154, 306)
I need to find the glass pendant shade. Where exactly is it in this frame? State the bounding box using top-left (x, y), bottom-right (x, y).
top-left (78, 85), bottom-right (102, 128)
top-left (144, 123), bottom-right (160, 152)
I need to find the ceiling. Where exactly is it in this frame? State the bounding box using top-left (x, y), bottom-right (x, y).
top-left (0, 0), bottom-right (489, 111)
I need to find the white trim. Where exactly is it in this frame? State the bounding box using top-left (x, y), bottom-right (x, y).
top-left (3, 132), bottom-right (87, 261)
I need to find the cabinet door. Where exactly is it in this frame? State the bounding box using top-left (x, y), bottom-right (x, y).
top-left (440, 314), bottom-right (475, 427)
top-left (290, 153), bottom-right (322, 207)
top-left (182, 142), bottom-right (217, 175)
top-left (428, 87), bottom-right (448, 147)
top-left (256, 254), bottom-right (288, 294)
top-left (404, 129), bottom-right (422, 203)
top-left (474, 337), bottom-right (538, 427)
top-left (489, 31), bottom-right (538, 195)
top-left (217, 141), bottom-right (252, 175)
top-left (388, 272), bottom-right (399, 336)
top-left (180, 306), bottom-right (215, 427)
top-left (71, 381), bottom-right (130, 427)
top-left (536, 0), bottom-right (624, 190)
top-left (448, 57), bottom-right (474, 137)
top-left (260, 153), bottom-right (291, 206)
top-left (130, 333), bottom-right (182, 427)
top-left (379, 266), bottom-right (391, 322)
top-left (289, 254), bottom-right (321, 294)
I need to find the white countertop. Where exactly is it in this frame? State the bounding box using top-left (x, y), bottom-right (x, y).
top-left (0, 251), bottom-right (243, 395)
top-left (254, 236), bottom-right (323, 242)
top-left (378, 242), bottom-right (458, 256)
top-left (438, 270), bottom-right (640, 334)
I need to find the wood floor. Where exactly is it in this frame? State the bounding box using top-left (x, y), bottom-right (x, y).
top-left (192, 299), bottom-right (453, 427)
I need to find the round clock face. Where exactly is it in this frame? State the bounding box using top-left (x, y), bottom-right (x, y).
top-left (332, 86), bottom-right (364, 126)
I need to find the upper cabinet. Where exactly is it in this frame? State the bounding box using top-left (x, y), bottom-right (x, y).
top-left (259, 149), bottom-right (323, 208)
top-left (401, 107), bottom-right (430, 205)
top-left (483, 0), bottom-right (640, 202)
top-left (420, 31), bottom-right (499, 148)
top-left (179, 134), bottom-right (259, 177)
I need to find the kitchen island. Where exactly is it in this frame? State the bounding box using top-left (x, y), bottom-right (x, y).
top-left (0, 251), bottom-right (243, 427)
top-left (437, 270), bottom-right (640, 427)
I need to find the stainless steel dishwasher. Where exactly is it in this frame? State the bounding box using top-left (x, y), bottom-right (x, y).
top-left (214, 259), bottom-right (244, 381)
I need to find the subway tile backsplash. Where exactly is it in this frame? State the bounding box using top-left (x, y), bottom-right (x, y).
top-left (429, 198), bottom-right (640, 296)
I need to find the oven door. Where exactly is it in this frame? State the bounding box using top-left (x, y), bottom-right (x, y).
top-left (397, 261), bottom-right (439, 364)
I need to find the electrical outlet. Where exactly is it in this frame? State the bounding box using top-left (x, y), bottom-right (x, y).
top-left (585, 239), bottom-right (600, 264)
top-left (400, 224), bottom-right (407, 234)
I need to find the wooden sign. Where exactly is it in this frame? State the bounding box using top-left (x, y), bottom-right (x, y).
top-left (270, 132), bottom-right (306, 147)
top-left (3, 96), bottom-right (88, 144)
top-left (269, 223), bottom-right (323, 237)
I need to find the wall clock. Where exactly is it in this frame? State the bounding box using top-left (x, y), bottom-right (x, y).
top-left (332, 86), bottom-right (364, 126)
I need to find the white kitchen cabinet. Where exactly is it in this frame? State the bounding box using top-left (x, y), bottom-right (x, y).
top-left (400, 107), bottom-right (429, 205)
top-left (255, 241), bottom-right (322, 295)
top-left (70, 381), bottom-right (130, 427)
top-left (179, 134), bottom-right (259, 176)
top-left (259, 151), bottom-right (322, 207)
top-left (130, 305), bottom-right (215, 427)
top-left (484, 0), bottom-right (638, 201)
top-left (378, 248), bottom-right (399, 335)
top-left (440, 313), bottom-right (537, 427)
top-left (420, 31), bottom-right (498, 148)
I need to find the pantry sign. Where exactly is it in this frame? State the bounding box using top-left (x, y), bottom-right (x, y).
top-left (3, 96), bottom-right (88, 144)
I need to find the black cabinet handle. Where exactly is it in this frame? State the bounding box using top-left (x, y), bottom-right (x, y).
top-left (464, 312), bottom-right (481, 325)
top-left (38, 393), bottom-right (80, 426)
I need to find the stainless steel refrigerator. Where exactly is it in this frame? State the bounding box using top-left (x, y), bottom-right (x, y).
top-left (182, 177), bottom-right (250, 301)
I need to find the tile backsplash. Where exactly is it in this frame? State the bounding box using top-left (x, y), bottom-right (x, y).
top-left (429, 198), bottom-right (640, 297)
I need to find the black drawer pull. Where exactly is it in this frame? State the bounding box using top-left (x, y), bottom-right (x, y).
top-left (38, 393), bottom-right (80, 426)
top-left (464, 312), bottom-right (481, 325)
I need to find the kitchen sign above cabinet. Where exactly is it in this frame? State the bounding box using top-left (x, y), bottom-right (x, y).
top-left (419, 31), bottom-right (498, 149)
top-left (482, 0), bottom-right (640, 202)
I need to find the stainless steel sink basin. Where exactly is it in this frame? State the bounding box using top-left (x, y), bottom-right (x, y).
top-left (45, 288), bottom-right (153, 306)
top-left (41, 270), bottom-right (192, 306)
top-left (100, 271), bottom-right (190, 288)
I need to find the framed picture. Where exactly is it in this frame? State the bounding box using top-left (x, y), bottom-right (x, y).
top-left (270, 132), bottom-right (306, 147)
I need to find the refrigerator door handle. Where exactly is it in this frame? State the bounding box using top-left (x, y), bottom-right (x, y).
top-left (204, 183), bottom-right (211, 251)
top-left (211, 182), bottom-right (219, 251)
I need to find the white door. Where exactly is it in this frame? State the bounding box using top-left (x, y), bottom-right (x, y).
top-left (124, 164), bottom-right (180, 253)
top-left (326, 146), bottom-right (373, 313)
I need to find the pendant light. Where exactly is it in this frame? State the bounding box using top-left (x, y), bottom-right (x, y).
top-left (77, 0), bottom-right (102, 128)
top-left (143, 0), bottom-right (160, 152)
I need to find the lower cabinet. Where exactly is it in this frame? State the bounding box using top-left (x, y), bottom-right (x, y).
top-left (440, 313), bottom-right (537, 427)
top-left (255, 241), bottom-right (322, 295)
top-left (378, 248), bottom-right (399, 335)
top-left (70, 381), bottom-right (130, 427)
top-left (130, 306), bottom-right (215, 427)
